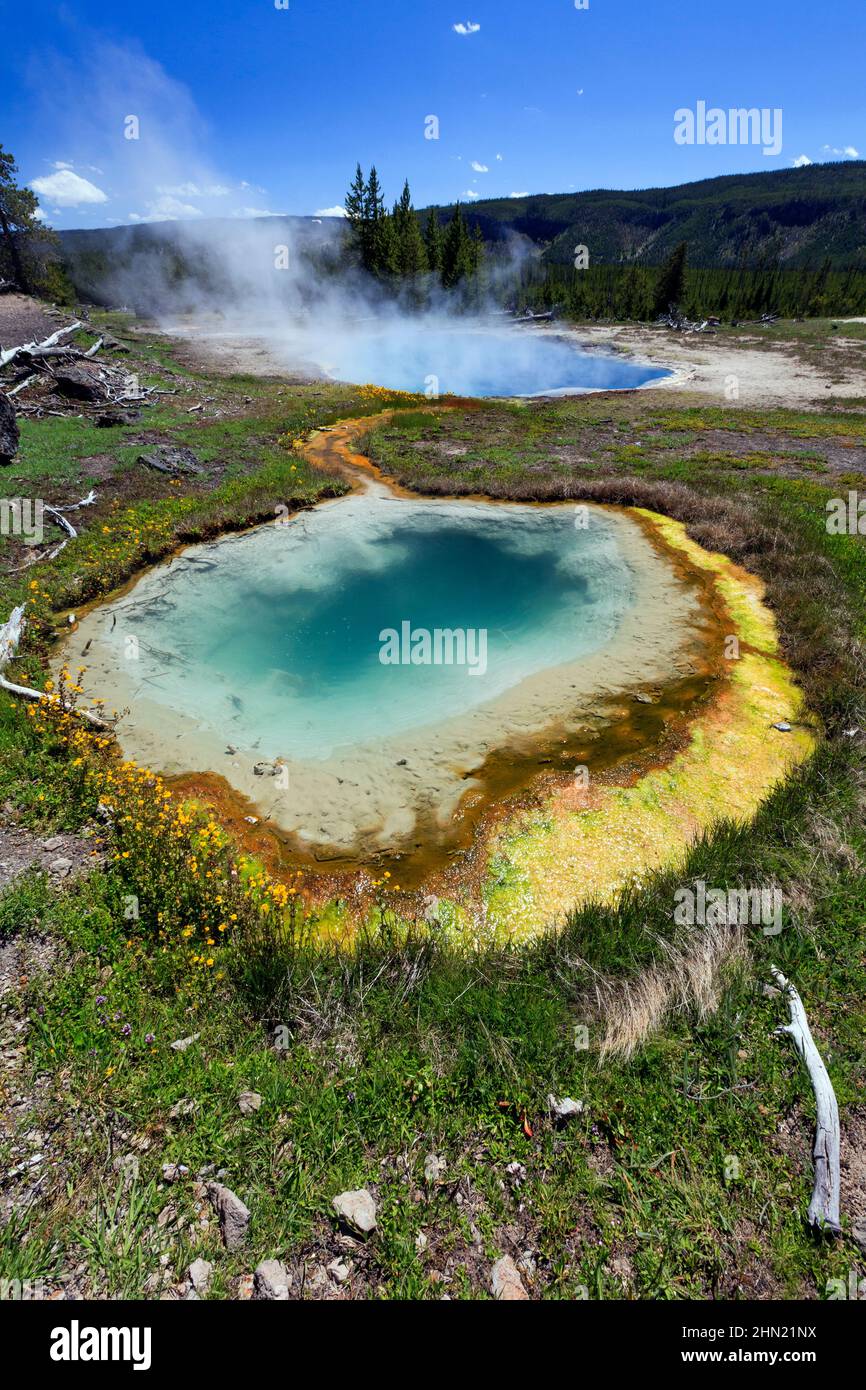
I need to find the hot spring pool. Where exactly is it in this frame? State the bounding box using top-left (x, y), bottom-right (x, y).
top-left (321, 326), bottom-right (671, 397)
top-left (64, 493), bottom-right (707, 863)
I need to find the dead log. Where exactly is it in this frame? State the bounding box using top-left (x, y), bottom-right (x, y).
top-left (0, 604), bottom-right (110, 729)
top-left (0, 320), bottom-right (82, 370)
top-left (771, 966), bottom-right (841, 1235)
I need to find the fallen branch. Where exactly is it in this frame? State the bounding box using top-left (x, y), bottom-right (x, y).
top-left (771, 966), bottom-right (841, 1235)
top-left (0, 604), bottom-right (111, 729)
top-left (42, 489), bottom-right (97, 560)
top-left (0, 320), bottom-right (83, 370)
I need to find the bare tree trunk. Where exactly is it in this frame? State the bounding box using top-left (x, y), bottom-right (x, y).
top-left (771, 966), bottom-right (841, 1235)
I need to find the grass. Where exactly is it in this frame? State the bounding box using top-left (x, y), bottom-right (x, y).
top-left (1, 315), bottom-right (865, 1300)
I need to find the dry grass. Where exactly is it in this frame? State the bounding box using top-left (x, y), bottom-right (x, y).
top-left (594, 924), bottom-right (750, 1060)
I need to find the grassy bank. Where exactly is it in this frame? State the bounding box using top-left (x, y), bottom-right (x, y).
top-left (1, 316), bottom-right (865, 1300)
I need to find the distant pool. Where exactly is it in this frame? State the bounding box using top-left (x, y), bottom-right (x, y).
top-left (323, 326), bottom-right (671, 397)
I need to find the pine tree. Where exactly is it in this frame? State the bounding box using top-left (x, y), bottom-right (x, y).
top-left (441, 203), bottom-right (474, 288)
top-left (424, 210), bottom-right (443, 274)
top-left (0, 144), bottom-right (42, 292)
top-left (392, 180), bottom-right (428, 277)
top-left (653, 241), bottom-right (688, 316)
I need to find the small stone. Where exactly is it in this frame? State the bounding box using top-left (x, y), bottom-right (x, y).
top-left (161, 1162), bottom-right (189, 1183)
top-left (48, 857), bottom-right (73, 874)
top-left (169, 1098), bottom-right (197, 1118)
top-left (207, 1183), bottom-right (251, 1251)
top-left (42, 836), bottom-right (64, 851)
top-left (415, 1231), bottom-right (428, 1254)
top-left (634, 691), bottom-right (653, 704)
top-left (332, 1188), bottom-right (377, 1236)
top-left (548, 1094), bottom-right (584, 1125)
top-left (852, 1219), bottom-right (866, 1256)
top-left (253, 1259), bottom-right (291, 1300)
top-left (327, 1258), bottom-right (351, 1284)
top-left (170, 1033), bottom-right (200, 1052)
top-left (772, 721), bottom-right (792, 732)
top-left (186, 1258), bottom-right (213, 1295)
top-left (112, 1153), bottom-right (139, 1186)
top-left (238, 1090), bottom-right (262, 1114)
top-left (424, 1153), bottom-right (446, 1184)
top-left (491, 1255), bottom-right (529, 1301)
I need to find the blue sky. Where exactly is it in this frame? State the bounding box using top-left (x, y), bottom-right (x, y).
top-left (1, 0), bottom-right (863, 228)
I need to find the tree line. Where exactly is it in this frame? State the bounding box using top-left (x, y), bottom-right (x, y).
top-left (344, 165), bottom-right (483, 289)
top-left (514, 243), bottom-right (866, 321)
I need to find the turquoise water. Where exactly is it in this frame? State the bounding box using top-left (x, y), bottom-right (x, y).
top-left (324, 326), bottom-right (670, 397)
top-left (99, 495), bottom-right (638, 759)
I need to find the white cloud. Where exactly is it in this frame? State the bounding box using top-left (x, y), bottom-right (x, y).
top-left (463, 189), bottom-right (481, 200)
top-left (509, 191), bottom-right (529, 198)
top-left (313, 205), bottom-right (349, 218)
top-left (128, 194), bottom-right (202, 222)
top-left (822, 144), bottom-right (859, 158)
top-left (470, 161), bottom-right (488, 173)
top-left (52, 160), bottom-right (74, 170)
top-left (495, 153), bottom-right (503, 161)
top-left (31, 168), bottom-right (108, 207)
top-left (33, 207), bottom-right (47, 222)
top-left (792, 154), bottom-right (812, 167)
top-left (232, 206), bottom-right (285, 219)
top-left (157, 181), bottom-right (232, 197)
top-left (453, 21), bottom-right (480, 35)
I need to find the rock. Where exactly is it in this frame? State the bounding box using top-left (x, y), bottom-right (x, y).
top-left (53, 366), bottom-right (106, 403)
top-left (0, 392), bottom-right (19, 464)
top-left (424, 1154), bottom-right (446, 1184)
top-left (42, 836), bottom-right (65, 851)
top-left (112, 1153), bottom-right (139, 1187)
top-left (95, 409), bottom-right (138, 427)
top-left (252, 761), bottom-right (280, 777)
top-left (772, 721), bottom-right (792, 732)
top-left (253, 1259), bottom-right (291, 1300)
top-left (332, 1188), bottom-right (377, 1236)
top-left (852, 1219), bottom-right (866, 1256)
top-left (170, 1033), bottom-right (200, 1052)
top-left (634, 691), bottom-right (653, 704)
top-left (207, 1183), bottom-right (251, 1251)
top-left (169, 1098), bottom-right (197, 1119)
top-left (161, 1162), bottom-right (189, 1183)
top-left (138, 445), bottom-right (204, 477)
top-left (186, 1258), bottom-right (213, 1295)
top-left (326, 1257), bottom-right (351, 1284)
top-left (48, 857), bottom-right (73, 875)
top-left (548, 1094), bottom-right (584, 1125)
top-left (238, 1090), bottom-right (262, 1114)
top-left (491, 1255), bottom-right (529, 1301)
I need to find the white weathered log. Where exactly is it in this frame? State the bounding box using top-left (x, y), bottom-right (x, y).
top-left (771, 966), bottom-right (841, 1235)
top-left (0, 320), bottom-right (82, 370)
top-left (6, 373), bottom-right (39, 397)
top-left (0, 604), bottom-right (110, 729)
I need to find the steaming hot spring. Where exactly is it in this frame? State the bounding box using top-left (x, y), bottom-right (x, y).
top-left (316, 323), bottom-right (671, 396)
